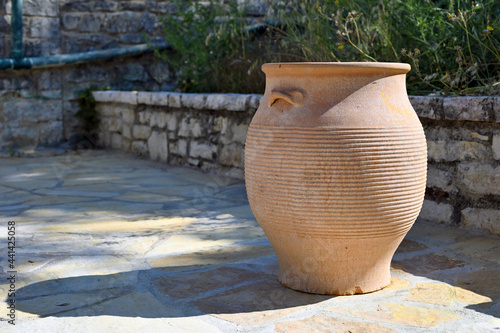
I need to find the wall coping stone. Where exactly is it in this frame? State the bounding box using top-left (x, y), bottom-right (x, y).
top-left (93, 91), bottom-right (263, 111)
top-left (94, 91), bottom-right (499, 122)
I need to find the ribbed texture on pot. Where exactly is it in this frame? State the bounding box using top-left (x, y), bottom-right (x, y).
top-left (245, 125), bottom-right (427, 239)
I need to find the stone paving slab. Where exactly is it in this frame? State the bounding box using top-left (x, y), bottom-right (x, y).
top-left (0, 150), bottom-right (499, 332)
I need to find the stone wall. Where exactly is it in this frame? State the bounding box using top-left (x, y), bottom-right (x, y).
top-left (0, 0), bottom-right (181, 150)
top-left (94, 91), bottom-right (500, 236)
top-left (0, 0), bottom-right (269, 150)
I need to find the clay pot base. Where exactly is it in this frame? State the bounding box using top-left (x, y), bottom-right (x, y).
top-left (269, 233), bottom-right (405, 295)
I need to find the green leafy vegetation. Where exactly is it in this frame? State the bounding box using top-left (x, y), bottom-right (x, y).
top-left (157, 0), bottom-right (499, 96)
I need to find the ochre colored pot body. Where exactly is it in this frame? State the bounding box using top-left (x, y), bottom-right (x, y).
top-left (245, 62), bottom-right (427, 295)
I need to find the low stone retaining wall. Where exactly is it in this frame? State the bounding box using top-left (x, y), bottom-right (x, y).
top-left (94, 91), bottom-right (500, 236)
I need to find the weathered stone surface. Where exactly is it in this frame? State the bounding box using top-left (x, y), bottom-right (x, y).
top-left (138, 111), bottom-right (151, 124)
top-left (419, 200), bottom-right (453, 224)
top-left (494, 97), bottom-right (500, 122)
top-left (165, 113), bottom-right (177, 131)
top-left (168, 93), bottom-right (182, 108)
top-left (190, 141), bottom-right (217, 160)
top-left (121, 108), bottom-right (135, 124)
top-left (393, 253), bottom-right (464, 275)
top-left (206, 94), bottom-right (249, 111)
top-left (248, 94), bottom-right (263, 109)
top-left (101, 118), bottom-right (122, 132)
top-left (442, 96), bottom-right (491, 121)
top-left (231, 123), bottom-right (248, 144)
top-left (427, 140), bottom-right (488, 162)
top-left (132, 125), bottom-right (151, 140)
top-left (395, 239), bottom-right (428, 254)
top-left (111, 133), bottom-right (121, 149)
top-left (77, 14), bottom-right (101, 33)
top-left (182, 94), bottom-right (207, 109)
top-left (493, 134), bottom-right (500, 160)
top-left (462, 208), bottom-right (500, 235)
top-left (103, 12), bottom-right (143, 33)
top-left (29, 17), bottom-right (60, 39)
top-left (24, 0), bottom-right (59, 16)
top-left (120, 137), bottom-right (131, 151)
top-left (457, 162), bottom-right (500, 196)
top-left (405, 282), bottom-right (455, 306)
top-left (169, 139), bottom-right (187, 156)
top-left (131, 140), bottom-right (148, 156)
top-left (122, 124), bottom-right (132, 139)
top-left (220, 144), bottom-right (244, 168)
top-left (39, 121), bottom-right (63, 144)
top-left (148, 131), bottom-right (168, 162)
top-left (61, 13), bottom-right (81, 30)
top-left (92, 91), bottom-right (137, 105)
top-left (426, 165), bottom-right (455, 193)
top-left (149, 112), bottom-right (168, 129)
top-left (410, 96), bottom-right (442, 119)
top-left (274, 316), bottom-right (396, 333)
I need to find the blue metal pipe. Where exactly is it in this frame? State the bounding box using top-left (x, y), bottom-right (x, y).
top-left (10, 0), bottom-right (23, 60)
top-left (0, 42), bottom-right (171, 70)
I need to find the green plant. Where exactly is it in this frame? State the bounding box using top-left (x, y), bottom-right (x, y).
top-left (155, 0), bottom-right (289, 93)
top-left (74, 86), bottom-right (107, 148)
top-left (274, 0), bottom-right (500, 95)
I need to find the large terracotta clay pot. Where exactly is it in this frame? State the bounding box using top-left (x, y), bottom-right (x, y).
top-left (245, 62), bottom-right (427, 295)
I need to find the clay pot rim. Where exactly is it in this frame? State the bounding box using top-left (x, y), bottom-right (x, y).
top-left (262, 62), bottom-right (410, 75)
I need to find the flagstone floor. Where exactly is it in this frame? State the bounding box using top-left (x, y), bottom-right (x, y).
top-left (0, 150), bottom-right (499, 332)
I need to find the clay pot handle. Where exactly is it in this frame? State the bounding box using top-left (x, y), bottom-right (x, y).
top-left (269, 89), bottom-right (305, 107)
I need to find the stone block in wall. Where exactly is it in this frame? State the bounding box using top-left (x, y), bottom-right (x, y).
top-left (190, 141), bottom-right (217, 160)
top-left (131, 140), bottom-right (148, 156)
top-left (182, 94), bottom-right (207, 109)
top-left (28, 17), bottom-right (60, 39)
top-left (231, 123), bottom-right (248, 144)
top-left (99, 131), bottom-right (111, 147)
top-left (494, 98), bottom-right (500, 122)
top-left (77, 14), bottom-right (102, 33)
top-left (147, 1), bottom-right (176, 14)
top-left (150, 112), bottom-right (168, 129)
top-left (122, 124), bottom-right (132, 140)
top-left (238, 0), bottom-right (267, 16)
top-left (442, 97), bottom-right (492, 122)
top-left (121, 137), bottom-right (131, 152)
top-left (148, 131), bottom-right (168, 162)
top-left (409, 96), bottom-right (442, 120)
top-left (5, 127), bottom-right (37, 147)
top-left (138, 111), bottom-right (152, 124)
top-left (97, 104), bottom-right (119, 117)
top-left (0, 97), bottom-right (62, 127)
top-left (248, 94), bottom-right (263, 110)
top-left (220, 144), bottom-right (244, 168)
top-left (427, 140), bottom-right (489, 162)
top-left (427, 165), bottom-right (456, 193)
top-left (122, 108), bottom-right (135, 124)
top-left (461, 207), bottom-right (500, 236)
top-left (132, 125), bottom-right (152, 140)
top-left (205, 94), bottom-right (250, 111)
top-left (38, 121), bottom-right (63, 145)
top-left (169, 139), bottom-right (187, 156)
top-left (419, 199), bottom-right (454, 225)
top-left (493, 135), bottom-right (500, 160)
top-left (457, 162), bottom-right (500, 196)
top-left (121, 2), bottom-right (147, 11)
top-left (102, 118), bottom-right (122, 132)
top-left (138, 92), bottom-right (169, 106)
top-left (168, 93), bottom-right (182, 108)
top-left (24, 0), bottom-right (59, 17)
top-left (104, 12), bottom-right (143, 33)
top-left (62, 14), bottom-right (81, 30)
top-left (111, 133), bottom-right (122, 149)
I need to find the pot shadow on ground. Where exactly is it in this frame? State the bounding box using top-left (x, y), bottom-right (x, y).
top-left (14, 255), bottom-right (333, 319)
